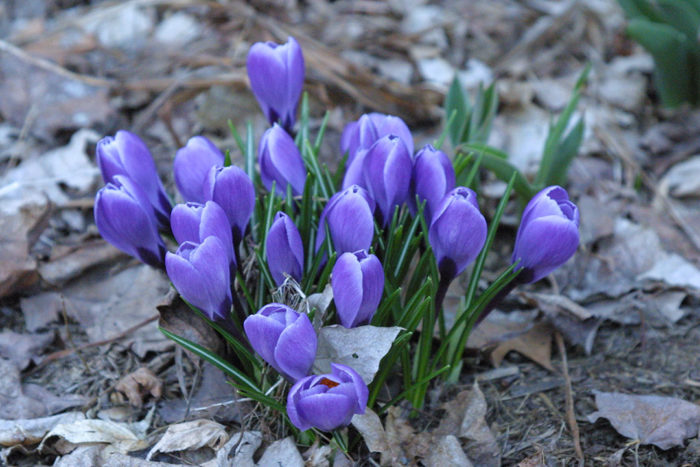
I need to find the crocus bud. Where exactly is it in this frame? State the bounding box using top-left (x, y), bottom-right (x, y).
top-left (266, 212), bottom-right (304, 286)
top-left (368, 112), bottom-right (414, 155)
top-left (246, 37), bottom-right (304, 131)
top-left (340, 114), bottom-right (378, 164)
top-left (362, 135), bottom-right (413, 225)
top-left (411, 144), bottom-right (456, 224)
top-left (243, 304), bottom-right (317, 382)
top-left (340, 113), bottom-right (414, 163)
top-left (332, 250), bottom-right (384, 328)
top-left (287, 363), bottom-right (368, 432)
top-left (173, 136), bottom-right (225, 203)
top-left (429, 187), bottom-right (487, 280)
top-left (165, 236), bottom-right (233, 321)
top-left (203, 165), bottom-right (255, 246)
top-left (170, 201), bottom-right (236, 274)
top-left (96, 130), bottom-right (172, 229)
top-left (512, 186), bottom-right (580, 283)
top-left (258, 124), bottom-right (307, 197)
top-left (95, 175), bottom-right (166, 268)
top-left (316, 185), bottom-right (375, 255)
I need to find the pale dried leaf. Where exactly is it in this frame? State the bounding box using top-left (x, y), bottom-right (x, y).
top-left (0, 412), bottom-right (84, 447)
top-left (44, 418), bottom-right (149, 453)
top-left (587, 392), bottom-right (700, 450)
top-left (425, 435), bottom-right (473, 467)
top-left (491, 323), bottom-right (553, 371)
top-left (313, 325), bottom-right (401, 384)
top-left (204, 430), bottom-right (261, 467)
top-left (660, 155), bottom-right (700, 198)
top-left (147, 419), bottom-right (228, 460)
top-left (351, 408), bottom-right (389, 454)
top-left (0, 330), bottom-right (53, 369)
top-left (257, 437), bottom-right (304, 467)
top-left (116, 367), bottom-right (162, 408)
top-left (459, 382), bottom-right (501, 467)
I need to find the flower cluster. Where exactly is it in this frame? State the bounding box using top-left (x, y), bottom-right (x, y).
top-left (93, 36), bottom-right (580, 433)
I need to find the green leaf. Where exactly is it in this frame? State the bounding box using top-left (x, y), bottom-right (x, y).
top-left (457, 143), bottom-right (534, 200)
top-left (657, 0), bottom-right (700, 42)
top-left (445, 76), bottom-right (469, 147)
top-left (468, 82), bottom-right (498, 144)
top-left (617, 0), bottom-right (663, 22)
top-left (627, 19), bottom-right (693, 107)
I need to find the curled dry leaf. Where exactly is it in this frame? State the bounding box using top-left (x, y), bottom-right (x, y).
top-left (115, 367), bottom-right (162, 408)
top-left (313, 325), bottom-right (401, 384)
top-left (204, 430), bottom-right (262, 467)
top-left (0, 412), bottom-right (85, 447)
top-left (146, 419), bottom-right (228, 461)
top-left (257, 437), bottom-right (304, 467)
top-left (587, 391), bottom-right (700, 450)
top-left (491, 322), bottom-right (554, 371)
top-left (351, 408), bottom-right (390, 454)
top-left (425, 435), bottom-right (474, 467)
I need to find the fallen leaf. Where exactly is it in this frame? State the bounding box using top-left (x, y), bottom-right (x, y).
top-left (43, 417), bottom-right (150, 453)
top-left (302, 441), bottom-right (332, 467)
top-left (458, 382), bottom-right (501, 467)
top-left (425, 435), bottom-right (473, 467)
top-left (202, 431), bottom-right (261, 467)
top-left (0, 330), bottom-right (53, 369)
top-left (660, 155), bottom-right (700, 198)
top-left (38, 240), bottom-right (124, 287)
top-left (147, 419), bottom-right (228, 461)
top-left (587, 391), bottom-right (700, 450)
top-left (0, 192), bottom-right (51, 298)
top-left (0, 358), bottom-right (86, 420)
top-left (115, 367), bottom-right (162, 408)
top-left (517, 445), bottom-right (546, 466)
top-left (313, 325), bottom-right (401, 384)
top-left (637, 254), bottom-right (700, 290)
top-left (62, 264), bottom-right (172, 357)
top-left (157, 291), bottom-right (224, 362)
top-left (351, 408), bottom-right (389, 454)
top-left (0, 412), bottom-right (85, 447)
top-left (20, 292), bottom-right (63, 332)
top-left (158, 362), bottom-right (240, 424)
top-left (491, 322), bottom-right (554, 371)
top-left (257, 437), bottom-right (304, 467)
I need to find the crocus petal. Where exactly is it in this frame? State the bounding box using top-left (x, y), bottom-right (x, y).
top-left (258, 124), bottom-right (307, 196)
top-left (204, 165), bottom-right (255, 244)
top-left (243, 312), bottom-right (286, 367)
top-left (368, 113), bottom-right (414, 155)
top-left (512, 215), bottom-right (579, 282)
top-left (429, 187), bottom-right (487, 278)
top-left (174, 136), bottom-right (225, 203)
top-left (296, 393), bottom-right (356, 432)
top-left (362, 135), bottom-right (412, 224)
top-left (331, 363), bottom-right (369, 412)
top-left (266, 212), bottom-right (304, 286)
top-left (274, 312), bottom-right (317, 381)
top-left (332, 253), bottom-right (364, 328)
top-left (412, 144), bottom-right (455, 222)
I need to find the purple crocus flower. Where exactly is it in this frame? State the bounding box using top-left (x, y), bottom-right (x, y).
top-left (331, 250), bottom-right (384, 328)
top-left (170, 201), bottom-right (236, 274)
top-left (266, 212), bottom-right (304, 286)
top-left (246, 37), bottom-right (304, 131)
top-left (340, 113), bottom-right (413, 163)
top-left (411, 144), bottom-right (455, 224)
top-left (165, 236), bottom-right (233, 321)
top-left (287, 363), bottom-right (368, 432)
top-left (512, 186), bottom-right (580, 283)
top-left (94, 175), bottom-right (166, 268)
top-left (173, 136), bottom-right (225, 203)
top-left (243, 304), bottom-right (317, 382)
top-left (96, 130), bottom-right (172, 230)
top-left (429, 187), bottom-right (487, 280)
top-left (315, 185), bottom-right (375, 255)
top-left (258, 124), bottom-right (307, 197)
top-left (360, 135), bottom-right (413, 225)
top-left (203, 165), bottom-right (255, 247)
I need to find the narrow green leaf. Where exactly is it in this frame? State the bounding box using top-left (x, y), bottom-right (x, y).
top-left (445, 77), bottom-right (469, 147)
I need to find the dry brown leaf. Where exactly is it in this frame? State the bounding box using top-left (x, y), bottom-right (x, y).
top-left (351, 408), bottom-right (390, 454)
top-left (20, 292), bottom-right (63, 332)
top-left (0, 330), bottom-right (53, 369)
top-left (146, 419), bottom-right (228, 460)
top-left (204, 431), bottom-right (261, 467)
top-left (425, 435), bottom-right (473, 467)
top-left (587, 391), bottom-right (700, 450)
top-left (44, 417), bottom-right (150, 453)
top-left (517, 445), bottom-right (546, 466)
top-left (458, 382), bottom-right (501, 467)
top-left (257, 437), bottom-right (304, 467)
top-left (0, 412), bottom-right (85, 447)
top-left (115, 367), bottom-right (162, 408)
top-left (491, 322), bottom-right (554, 371)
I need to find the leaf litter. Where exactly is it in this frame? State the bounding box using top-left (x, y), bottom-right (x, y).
top-left (1, 0), bottom-right (700, 465)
